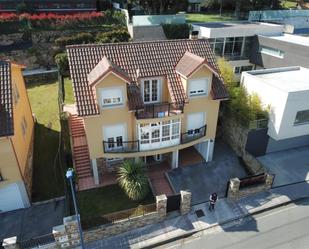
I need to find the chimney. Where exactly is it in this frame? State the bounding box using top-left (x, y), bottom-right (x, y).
top-left (190, 30), bottom-right (199, 40)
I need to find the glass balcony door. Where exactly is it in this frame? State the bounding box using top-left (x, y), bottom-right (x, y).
top-left (138, 119), bottom-right (181, 151)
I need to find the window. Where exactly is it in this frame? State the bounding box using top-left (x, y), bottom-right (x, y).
top-left (142, 79), bottom-right (160, 103)
top-left (210, 37), bottom-right (246, 58)
top-left (139, 119), bottom-right (181, 146)
top-left (107, 137), bottom-right (115, 148)
top-left (189, 78), bottom-right (208, 97)
top-left (294, 110), bottom-right (309, 125)
top-left (259, 46), bottom-right (285, 58)
top-left (101, 88), bottom-right (123, 107)
top-left (116, 136), bottom-right (123, 147)
top-left (234, 65), bottom-right (254, 75)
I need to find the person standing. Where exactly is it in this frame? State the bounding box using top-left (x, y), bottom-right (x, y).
top-left (209, 192), bottom-right (218, 211)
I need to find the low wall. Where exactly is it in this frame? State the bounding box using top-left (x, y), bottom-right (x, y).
top-left (227, 174), bottom-right (274, 200)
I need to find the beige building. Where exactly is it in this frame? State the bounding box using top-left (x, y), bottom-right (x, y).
top-left (0, 61), bottom-right (34, 212)
top-left (67, 39), bottom-right (228, 189)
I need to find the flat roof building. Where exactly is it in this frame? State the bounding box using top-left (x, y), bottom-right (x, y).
top-left (242, 66), bottom-right (309, 153)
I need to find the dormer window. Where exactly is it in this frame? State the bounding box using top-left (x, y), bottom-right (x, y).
top-left (142, 78), bottom-right (160, 103)
top-left (189, 78), bottom-right (209, 97)
top-left (101, 87), bottom-right (123, 107)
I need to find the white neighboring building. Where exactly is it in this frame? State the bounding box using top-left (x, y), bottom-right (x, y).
top-left (241, 66), bottom-right (309, 153)
top-left (192, 21), bottom-right (284, 80)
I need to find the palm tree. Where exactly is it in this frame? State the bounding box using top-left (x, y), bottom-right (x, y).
top-left (117, 160), bottom-right (149, 201)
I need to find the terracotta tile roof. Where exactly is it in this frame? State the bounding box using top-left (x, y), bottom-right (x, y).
top-left (127, 84), bottom-right (144, 110)
top-left (175, 51), bottom-right (219, 78)
top-left (211, 75), bottom-right (229, 100)
top-left (87, 56), bottom-right (132, 86)
top-left (67, 39), bottom-right (228, 117)
top-left (0, 60), bottom-right (14, 137)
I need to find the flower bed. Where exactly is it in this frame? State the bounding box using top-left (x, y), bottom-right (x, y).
top-left (0, 12), bottom-right (105, 30)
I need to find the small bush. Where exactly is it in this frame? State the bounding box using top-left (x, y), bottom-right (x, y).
top-left (55, 32), bottom-right (94, 47)
top-left (95, 29), bottom-right (130, 43)
top-left (162, 24), bottom-right (191, 39)
top-left (55, 53), bottom-right (69, 76)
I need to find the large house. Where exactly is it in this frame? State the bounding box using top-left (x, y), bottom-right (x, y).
top-left (66, 39), bottom-right (228, 189)
top-left (0, 60), bottom-right (34, 212)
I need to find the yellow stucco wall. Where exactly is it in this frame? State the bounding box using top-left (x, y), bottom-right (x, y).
top-left (10, 64), bottom-right (34, 177)
top-left (84, 66), bottom-right (221, 159)
top-left (0, 63), bottom-right (34, 190)
top-left (182, 65), bottom-right (220, 138)
top-left (0, 138), bottom-right (21, 188)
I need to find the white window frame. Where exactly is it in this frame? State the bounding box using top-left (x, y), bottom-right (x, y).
top-left (103, 123), bottom-right (127, 151)
top-left (188, 77), bottom-right (209, 98)
top-left (259, 46), bottom-right (285, 59)
top-left (138, 119), bottom-right (181, 151)
top-left (141, 78), bottom-right (161, 104)
top-left (100, 87), bottom-right (124, 108)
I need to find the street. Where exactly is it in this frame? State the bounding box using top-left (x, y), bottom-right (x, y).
top-left (158, 199), bottom-right (309, 249)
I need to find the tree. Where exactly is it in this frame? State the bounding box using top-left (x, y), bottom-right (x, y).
top-left (217, 58), bottom-right (237, 90)
top-left (117, 160), bottom-right (149, 201)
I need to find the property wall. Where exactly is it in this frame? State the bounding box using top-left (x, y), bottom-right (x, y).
top-left (132, 14), bottom-right (186, 26)
top-left (250, 35), bottom-right (309, 69)
top-left (10, 64), bottom-right (34, 196)
top-left (267, 134), bottom-right (309, 153)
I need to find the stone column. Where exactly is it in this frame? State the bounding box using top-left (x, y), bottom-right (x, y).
top-left (180, 190), bottom-right (192, 215)
top-left (171, 150), bottom-right (179, 169)
top-left (2, 237), bottom-right (19, 249)
top-left (228, 178), bottom-right (240, 198)
top-left (156, 194), bottom-right (167, 218)
top-left (91, 159), bottom-right (99, 185)
top-left (53, 215), bottom-right (81, 248)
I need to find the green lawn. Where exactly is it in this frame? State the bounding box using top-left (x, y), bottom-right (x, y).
top-left (186, 13), bottom-right (236, 23)
top-left (64, 78), bottom-right (75, 104)
top-left (27, 81), bottom-right (66, 201)
top-left (78, 184), bottom-right (155, 228)
top-left (281, 0), bottom-right (297, 9)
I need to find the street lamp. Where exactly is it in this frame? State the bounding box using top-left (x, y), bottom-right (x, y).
top-left (66, 168), bottom-right (85, 249)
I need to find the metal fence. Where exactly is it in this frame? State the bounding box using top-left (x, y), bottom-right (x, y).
top-left (19, 234), bottom-right (55, 249)
top-left (83, 203), bottom-right (157, 229)
top-left (239, 173), bottom-right (266, 189)
top-left (181, 125), bottom-right (207, 144)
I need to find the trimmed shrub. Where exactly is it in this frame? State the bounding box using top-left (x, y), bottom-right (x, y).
top-left (55, 32), bottom-right (94, 47)
top-left (95, 29), bottom-right (130, 43)
top-left (55, 53), bottom-right (69, 76)
top-left (162, 23), bottom-right (191, 39)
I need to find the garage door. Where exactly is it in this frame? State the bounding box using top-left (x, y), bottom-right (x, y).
top-left (0, 183), bottom-right (25, 212)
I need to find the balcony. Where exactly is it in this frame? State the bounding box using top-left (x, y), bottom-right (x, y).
top-left (103, 141), bottom-right (139, 153)
top-left (135, 102), bottom-right (184, 120)
top-left (102, 125), bottom-right (207, 154)
top-left (180, 125), bottom-right (207, 144)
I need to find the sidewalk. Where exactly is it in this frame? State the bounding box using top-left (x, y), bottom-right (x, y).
top-left (85, 181), bottom-right (309, 249)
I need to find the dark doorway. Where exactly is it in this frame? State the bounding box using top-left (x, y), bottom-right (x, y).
top-left (166, 193), bottom-right (181, 212)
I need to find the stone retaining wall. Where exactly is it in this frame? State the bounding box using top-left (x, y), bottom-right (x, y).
top-left (221, 117), bottom-right (265, 175)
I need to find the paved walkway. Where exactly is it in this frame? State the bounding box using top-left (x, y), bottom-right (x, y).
top-left (85, 181), bottom-right (309, 249)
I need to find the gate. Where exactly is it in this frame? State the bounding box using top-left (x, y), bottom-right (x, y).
top-left (166, 193), bottom-right (181, 212)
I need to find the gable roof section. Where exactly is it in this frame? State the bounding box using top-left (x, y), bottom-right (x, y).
top-left (0, 60), bottom-right (14, 137)
top-left (175, 51), bottom-right (219, 79)
top-left (87, 56), bottom-right (132, 86)
top-left (67, 39), bottom-right (228, 117)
